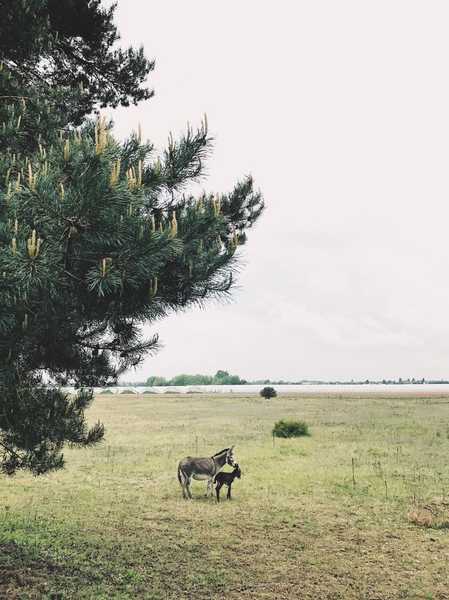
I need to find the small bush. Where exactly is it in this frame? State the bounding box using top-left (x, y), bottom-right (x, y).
top-left (99, 389), bottom-right (114, 394)
top-left (272, 419), bottom-right (309, 438)
top-left (120, 389), bottom-right (136, 394)
top-left (408, 504), bottom-right (449, 530)
top-left (408, 509), bottom-right (433, 528)
top-left (142, 390), bottom-right (157, 394)
top-left (260, 386), bottom-right (277, 400)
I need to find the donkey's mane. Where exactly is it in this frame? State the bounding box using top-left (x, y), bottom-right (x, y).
top-left (211, 448), bottom-right (230, 458)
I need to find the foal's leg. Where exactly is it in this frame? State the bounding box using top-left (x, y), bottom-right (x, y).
top-left (227, 483), bottom-right (232, 500)
top-left (216, 482), bottom-right (223, 502)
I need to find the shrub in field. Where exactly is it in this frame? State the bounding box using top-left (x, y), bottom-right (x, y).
top-left (408, 505), bottom-right (449, 529)
top-left (408, 509), bottom-right (433, 528)
top-left (120, 390), bottom-right (136, 395)
top-left (272, 419), bottom-right (309, 438)
top-left (260, 386), bottom-right (277, 400)
top-left (99, 389), bottom-right (114, 395)
top-left (142, 390), bottom-right (157, 395)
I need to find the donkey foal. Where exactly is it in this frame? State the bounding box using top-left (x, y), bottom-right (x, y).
top-left (214, 463), bottom-right (241, 502)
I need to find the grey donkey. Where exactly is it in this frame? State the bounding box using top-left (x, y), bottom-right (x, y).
top-left (177, 446), bottom-right (235, 499)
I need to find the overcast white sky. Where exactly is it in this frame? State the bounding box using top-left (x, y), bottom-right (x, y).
top-left (108, 1), bottom-right (449, 381)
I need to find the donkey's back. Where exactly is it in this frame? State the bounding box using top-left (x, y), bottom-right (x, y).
top-left (178, 456), bottom-right (215, 480)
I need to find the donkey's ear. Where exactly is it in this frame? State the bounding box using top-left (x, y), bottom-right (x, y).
top-left (230, 445), bottom-right (235, 450)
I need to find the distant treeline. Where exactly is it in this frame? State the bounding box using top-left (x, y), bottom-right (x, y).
top-left (310, 378), bottom-right (449, 385)
top-left (117, 374), bottom-right (449, 387)
top-left (144, 370), bottom-right (246, 387)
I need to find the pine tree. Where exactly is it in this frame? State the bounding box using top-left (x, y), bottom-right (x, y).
top-left (1, 0), bottom-right (154, 124)
top-left (0, 5), bottom-right (263, 475)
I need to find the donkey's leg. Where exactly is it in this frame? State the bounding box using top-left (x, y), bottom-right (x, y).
top-left (178, 468), bottom-right (188, 499)
top-left (186, 477), bottom-right (193, 499)
top-left (227, 484), bottom-right (232, 500)
top-left (206, 477), bottom-right (214, 498)
top-left (180, 483), bottom-right (186, 499)
top-left (182, 479), bottom-right (190, 499)
top-left (216, 482), bottom-right (223, 502)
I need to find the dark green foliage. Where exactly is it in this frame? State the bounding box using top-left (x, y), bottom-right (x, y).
top-left (170, 373), bottom-right (213, 386)
top-left (213, 370), bottom-right (245, 385)
top-left (145, 376), bottom-right (169, 386)
top-left (0, 100), bottom-right (262, 472)
top-left (0, 377), bottom-right (103, 475)
top-left (120, 390), bottom-right (136, 395)
top-left (272, 419), bottom-right (309, 438)
top-left (145, 370), bottom-right (245, 386)
top-left (260, 386), bottom-right (277, 400)
top-left (99, 389), bottom-right (114, 394)
top-left (0, 7), bottom-right (263, 475)
top-left (1, 0), bottom-right (154, 125)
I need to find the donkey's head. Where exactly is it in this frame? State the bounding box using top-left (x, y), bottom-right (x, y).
top-left (226, 446), bottom-right (235, 466)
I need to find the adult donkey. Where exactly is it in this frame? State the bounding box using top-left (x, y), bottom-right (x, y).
top-left (177, 446), bottom-right (235, 499)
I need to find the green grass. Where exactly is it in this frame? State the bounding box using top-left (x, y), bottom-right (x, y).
top-left (1, 392), bottom-right (449, 598)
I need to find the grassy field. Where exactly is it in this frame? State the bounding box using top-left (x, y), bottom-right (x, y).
top-left (1, 392), bottom-right (449, 599)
